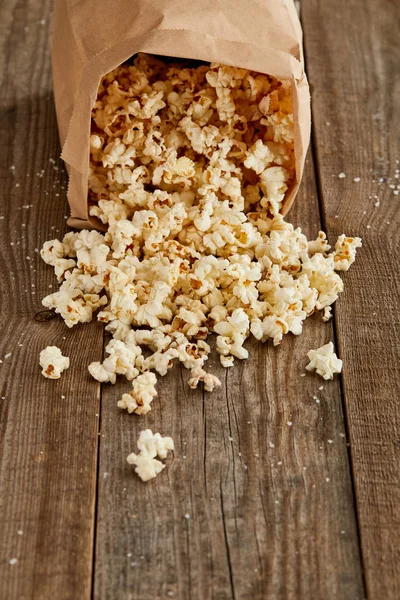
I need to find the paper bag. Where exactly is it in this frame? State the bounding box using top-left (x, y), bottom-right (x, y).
top-left (52, 0), bottom-right (310, 229)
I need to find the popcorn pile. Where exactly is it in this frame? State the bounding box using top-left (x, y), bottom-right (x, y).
top-left (41, 55), bottom-right (362, 421)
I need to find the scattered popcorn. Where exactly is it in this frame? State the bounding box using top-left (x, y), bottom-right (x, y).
top-left (306, 342), bottom-right (342, 380)
top-left (40, 54), bottom-right (361, 410)
top-left (338, 172), bottom-right (346, 179)
top-left (39, 346), bottom-right (70, 379)
top-left (127, 429), bottom-right (174, 481)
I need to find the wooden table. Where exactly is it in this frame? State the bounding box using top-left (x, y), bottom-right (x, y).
top-left (0, 0), bottom-right (399, 598)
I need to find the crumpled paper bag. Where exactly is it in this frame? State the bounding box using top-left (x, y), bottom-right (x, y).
top-left (52, 0), bottom-right (310, 229)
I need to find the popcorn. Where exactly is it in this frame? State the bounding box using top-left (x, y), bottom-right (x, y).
top-left (188, 366), bottom-right (221, 392)
top-left (322, 306), bottom-right (333, 322)
top-left (244, 140), bottom-right (274, 174)
top-left (308, 231), bottom-right (331, 256)
top-left (259, 166), bottom-right (290, 214)
top-left (332, 235), bottom-right (362, 271)
top-left (42, 288), bottom-right (107, 328)
top-left (40, 54), bottom-right (361, 409)
top-left (53, 258), bottom-right (76, 281)
top-left (117, 372), bottom-right (158, 415)
top-left (127, 429), bottom-right (174, 482)
top-left (127, 453), bottom-right (165, 482)
top-left (39, 346), bottom-right (70, 379)
top-left (136, 429), bottom-right (175, 459)
top-left (88, 339), bottom-right (141, 383)
top-left (306, 342), bottom-right (343, 380)
top-left (40, 239), bottom-right (67, 265)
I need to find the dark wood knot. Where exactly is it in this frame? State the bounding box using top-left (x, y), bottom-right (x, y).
top-left (34, 310), bottom-right (57, 322)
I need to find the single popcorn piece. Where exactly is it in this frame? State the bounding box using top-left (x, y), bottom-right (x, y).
top-left (40, 54), bottom-right (361, 404)
top-left (306, 342), bottom-right (343, 380)
top-left (39, 346), bottom-right (70, 379)
top-left (117, 371), bottom-right (158, 415)
top-left (127, 453), bottom-right (165, 482)
top-left (88, 339), bottom-right (141, 383)
top-left (322, 306), bottom-right (333, 322)
top-left (136, 429), bottom-right (175, 459)
top-left (188, 366), bottom-right (221, 392)
top-left (127, 429), bottom-right (174, 482)
top-left (332, 235), bottom-right (362, 271)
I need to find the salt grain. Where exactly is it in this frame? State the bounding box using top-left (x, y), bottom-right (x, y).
top-left (9, 558), bottom-right (18, 565)
top-left (353, 177), bottom-right (361, 183)
top-left (338, 172), bottom-right (346, 179)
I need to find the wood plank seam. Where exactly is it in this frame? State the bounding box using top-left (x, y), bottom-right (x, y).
top-left (309, 130), bottom-right (368, 598)
top-left (91, 336), bottom-right (106, 599)
top-left (302, 19), bottom-right (369, 600)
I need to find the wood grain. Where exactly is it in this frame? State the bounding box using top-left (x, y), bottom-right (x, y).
top-left (93, 158), bottom-right (365, 599)
top-left (0, 1), bottom-right (104, 598)
top-left (301, 0), bottom-right (400, 597)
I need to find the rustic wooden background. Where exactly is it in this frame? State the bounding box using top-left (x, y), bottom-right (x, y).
top-left (0, 0), bottom-right (399, 598)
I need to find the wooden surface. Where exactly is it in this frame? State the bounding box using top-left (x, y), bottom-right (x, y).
top-left (302, 1), bottom-right (400, 597)
top-left (0, 0), bottom-right (398, 598)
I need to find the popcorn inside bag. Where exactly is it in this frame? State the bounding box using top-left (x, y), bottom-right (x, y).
top-left (88, 54), bottom-right (296, 222)
top-left (41, 55), bottom-right (361, 413)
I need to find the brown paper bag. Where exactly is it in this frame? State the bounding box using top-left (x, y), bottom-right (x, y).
top-left (52, 0), bottom-right (310, 229)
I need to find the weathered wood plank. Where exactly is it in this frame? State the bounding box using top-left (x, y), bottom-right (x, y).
top-left (94, 157), bottom-right (365, 599)
top-left (301, 0), bottom-right (400, 597)
top-left (0, 2), bottom-right (103, 598)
